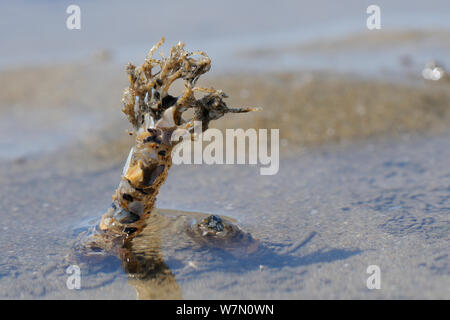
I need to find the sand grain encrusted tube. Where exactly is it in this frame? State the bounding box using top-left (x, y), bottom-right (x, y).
top-left (98, 38), bottom-right (258, 241)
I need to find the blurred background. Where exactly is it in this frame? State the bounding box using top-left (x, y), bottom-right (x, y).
top-left (1, 0), bottom-right (450, 159)
top-left (0, 0), bottom-right (449, 299)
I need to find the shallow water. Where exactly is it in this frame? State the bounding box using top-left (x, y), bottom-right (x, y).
top-left (2, 0), bottom-right (450, 77)
top-left (0, 132), bottom-right (448, 299)
top-left (0, 107), bottom-right (100, 160)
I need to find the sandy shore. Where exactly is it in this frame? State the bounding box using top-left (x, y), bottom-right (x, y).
top-left (1, 61), bottom-right (450, 158)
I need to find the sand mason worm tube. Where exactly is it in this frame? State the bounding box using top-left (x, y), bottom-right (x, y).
top-left (97, 38), bottom-right (258, 241)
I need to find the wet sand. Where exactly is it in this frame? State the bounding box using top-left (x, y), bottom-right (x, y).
top-left (2, 61), bottom-right (450, 158)
top-left (1, 0), bottom-right (450, 298)
top-left (0, 59), bottom-right (449, 299)
top-left (0, 130), bottom-right (449, 299)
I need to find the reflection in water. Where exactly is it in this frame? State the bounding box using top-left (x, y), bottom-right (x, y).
top-left (120, 213), bottom-right (182, 300)
top-left (124, 209), bottom-right (264, 299)
top-left (72, 209), bottom-right (257, 299)
top-left (72, 209), bottom-right (361, 299)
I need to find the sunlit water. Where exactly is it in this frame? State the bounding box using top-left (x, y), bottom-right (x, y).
top-left (0, 133), bottom-right (449, 298)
